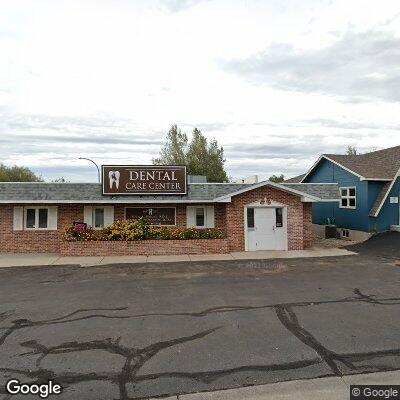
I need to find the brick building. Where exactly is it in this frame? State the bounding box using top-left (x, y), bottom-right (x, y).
top-left (0, 180), bottom-right (339, 255)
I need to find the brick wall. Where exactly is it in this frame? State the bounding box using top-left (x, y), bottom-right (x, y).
top-left (302, 202), bottom-right (313, 248)
top-left (60, 238), bottom-right (229, 256)
top-left (0, 203), bottom-right (224, 253)
top-left (225, 186), bottom-right (313, 251)
top-left (0, 204), bottom-right (83, 253)
top-left (0, 193), bottom-right (314, 254)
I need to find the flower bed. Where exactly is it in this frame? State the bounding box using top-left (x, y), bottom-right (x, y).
top-left (60, 219), bottom-right (228, 256)
top-left (63, 219), bottom-right (225, 242)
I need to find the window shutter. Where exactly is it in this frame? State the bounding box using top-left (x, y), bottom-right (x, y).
top-left (206, 206), bottom-right (215, 228)
top-left (84, 206), bottom-right (93, 227)
top-left (47, 206), bottom-right (58, 230)
top-left (104, 206), bottom-right (114, 227)
top-left (186, 206), bottom-right (196, 228)
top-left (13, 206), bottom-right (24, 231)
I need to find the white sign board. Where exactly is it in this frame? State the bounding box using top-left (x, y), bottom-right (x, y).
top-left (390, 197), bottom-right (398, 204)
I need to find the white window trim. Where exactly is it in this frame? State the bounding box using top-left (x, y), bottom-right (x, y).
top-left (339, 187), bottom-right (357, 209)
top-left (92, 207), bottom-right (105, 230)
top-left (24, 206), bottom-right (50, 230)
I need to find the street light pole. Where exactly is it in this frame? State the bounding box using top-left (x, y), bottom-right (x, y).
top-left (78, 157), bottom-right (101, 183)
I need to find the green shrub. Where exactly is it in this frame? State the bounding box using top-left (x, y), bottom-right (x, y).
top-left (63, 218), bottom-right (225, 242)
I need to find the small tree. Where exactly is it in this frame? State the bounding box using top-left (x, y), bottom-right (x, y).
top-left (269, 174), bottom-right (285, 183)
top-left (346, 146), bottom-right (358, 155)
top-left (154, 125), bottom-right (228, 182)
top-left (0, 163), bottom-right (43, 182)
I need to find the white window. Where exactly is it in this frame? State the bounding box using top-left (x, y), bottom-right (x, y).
top-left (13, 206), bottom-right (57, 231)
top-left (187, 206), bottom-right (215, 228)
top-left (341, 229), bottom-right (350, 238)
top-left (24, 207), bottom-right (49, 230)
top-left (340, 187), bottom-right (356, 209)
top-left (83, 206), bottom-right (114, 229)
top-left (93, 208), bottom-right (105, 229)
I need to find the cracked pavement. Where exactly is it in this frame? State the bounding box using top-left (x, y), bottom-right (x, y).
top-left (1, 246), bottom-right (400, 399)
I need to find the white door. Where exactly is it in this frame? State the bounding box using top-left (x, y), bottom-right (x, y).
top-left (247, 207), bottom-right (287, 251)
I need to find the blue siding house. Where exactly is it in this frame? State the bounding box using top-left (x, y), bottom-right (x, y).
top-left (286, 146), bottom-right (400, 239)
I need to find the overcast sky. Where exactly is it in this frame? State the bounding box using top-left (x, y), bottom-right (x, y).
top-left (1, 0), bottom-right (400, 182)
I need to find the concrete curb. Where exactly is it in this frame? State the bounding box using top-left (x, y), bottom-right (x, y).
top-left (152, 370), bottom-right (400, 400)
top-left (0, 248), bottom-right (356, 269)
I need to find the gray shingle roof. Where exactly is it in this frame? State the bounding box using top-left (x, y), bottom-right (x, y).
top-left (281, 183), bottom-right (339, 200)
top-left (322, 145), bottom-right (400, 180)
top-left (284, 174), bottom-right (305, 183)
top-left (0, 182), bottom-right (250, 203)
top-left (0, 182), bottom-right (339, 203)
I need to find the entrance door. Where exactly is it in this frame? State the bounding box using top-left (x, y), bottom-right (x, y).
top-left (246, 207), bottom-right (287, 251)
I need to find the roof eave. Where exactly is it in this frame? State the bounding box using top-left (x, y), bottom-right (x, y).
top-left (0, 199), bottom-right (223, 204)
top-left (213, 180), bottom-right (324, 202)
top-left (360, 177), bottom-right (392, 181)
top-left (370, 170), bottom-right (400, 217)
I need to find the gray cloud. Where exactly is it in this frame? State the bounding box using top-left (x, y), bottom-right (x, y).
top-left (0, 133), bottom-right (163, 146)
top-left (300, 118), bottom-right (395, 130)
top-left (180, 122), bottom-right (231, 132)
top-left (225, 142), bottom-right (343, 159)
top-left (223, 30), bottom-right (400, 103)
top-left (158, 0), bottom-right (210, 12)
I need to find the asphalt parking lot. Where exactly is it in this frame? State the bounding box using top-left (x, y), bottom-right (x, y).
top-left (1, 233), bottom-right (400, 399)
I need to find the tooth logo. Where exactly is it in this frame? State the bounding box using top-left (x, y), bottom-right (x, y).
top-left (108, 170), bottom-right (120, 190)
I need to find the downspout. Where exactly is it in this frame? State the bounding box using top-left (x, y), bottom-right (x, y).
top-left (332, 163), bottom-right (336, 221)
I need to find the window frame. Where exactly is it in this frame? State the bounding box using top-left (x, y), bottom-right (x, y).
top-left (24, 207), bottom-right (50, 230)
top-left (92, 207), bottom-right (106, 230)
top-left (247, 207), bottom-right (255, 230)
top-left (195, 207), bottom-right (206, 228)
top-left (339, 187), bottom-right (357, 209)
top-left (275, 207), bottom-right (283, 227)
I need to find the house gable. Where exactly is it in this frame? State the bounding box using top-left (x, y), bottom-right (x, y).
top-left (301, 155), bottom-right (364, 183)
top-left (303, 157), bottom-right (371, 232)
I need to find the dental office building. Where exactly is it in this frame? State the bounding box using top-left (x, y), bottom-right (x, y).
top-left (0, 165), bottom-right (339, 255)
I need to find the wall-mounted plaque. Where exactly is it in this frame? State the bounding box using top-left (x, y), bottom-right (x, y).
top-left (125, 207), bottom-right (176, 226)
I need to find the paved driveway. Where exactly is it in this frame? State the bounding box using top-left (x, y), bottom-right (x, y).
top-left (1, 235), bottom-right (400, 399)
